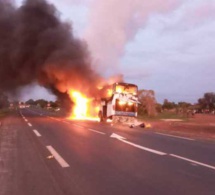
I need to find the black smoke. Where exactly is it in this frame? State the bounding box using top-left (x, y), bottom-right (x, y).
top-left (0, 0), bottom-right (100, 113)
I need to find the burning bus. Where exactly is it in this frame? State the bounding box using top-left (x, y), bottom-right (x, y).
top-left (98, 82), bottom-right (139, 123)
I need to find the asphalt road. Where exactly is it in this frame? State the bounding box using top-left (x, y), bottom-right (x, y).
top-left (0, 108), bottom-right (214, 195)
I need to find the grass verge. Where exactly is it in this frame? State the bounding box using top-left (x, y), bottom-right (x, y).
top-left (138, 111), bottom-right (189, 122)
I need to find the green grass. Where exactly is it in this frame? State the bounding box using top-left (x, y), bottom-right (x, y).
top-left (138, 111), bottom-right (189, 122)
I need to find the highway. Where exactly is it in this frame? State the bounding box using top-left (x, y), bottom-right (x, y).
top-left (0, 108), bottom-right (215, 195)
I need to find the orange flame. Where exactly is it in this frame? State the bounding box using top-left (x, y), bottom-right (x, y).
top-left (68, 90), bottom-right (99, 121)
top-left (145, 123), bottom-right (152, 128)
top-left (107, 89), bottom-right (113, 97)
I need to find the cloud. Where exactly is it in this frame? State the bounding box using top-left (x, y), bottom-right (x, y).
top-left (181, 0), bottom-right (215, 27)
top-left (18, 83), bottom-right (56, 101)
top-left (84, 0), bottom-right (183, 74)
top-left (51, 0), bottom-right (90, 5)
top-left (121, 0), bottom-right (215, 102)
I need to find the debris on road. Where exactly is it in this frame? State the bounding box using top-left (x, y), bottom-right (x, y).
top-left (47, 155), bottom-right (54, 159)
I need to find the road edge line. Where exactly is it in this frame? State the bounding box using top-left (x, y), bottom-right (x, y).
top-left (170, 154), bottom-right (215, 170)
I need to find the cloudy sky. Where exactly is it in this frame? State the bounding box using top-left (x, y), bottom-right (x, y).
top-left (16, 0), bottom-right (215, 103)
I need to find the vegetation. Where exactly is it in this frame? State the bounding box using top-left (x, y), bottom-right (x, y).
top-left (25, 99), bottom-right (60, 110)
top-left (25, 99), bottom-right (35, 105)
top-left (138, 111), bottom-right (188, 121)
top-left (198, 92), bottom-right (215, 112)
top-left (137, 90), bottom-right (215, 120)
top-left (1, 89), bottom-right (215, 119)
top-left (0, 92), bottom-right (10, 118)
top-left (138, 90), bottom-right (157, 117)
top-left (0, 92), bottom-right (9, 109)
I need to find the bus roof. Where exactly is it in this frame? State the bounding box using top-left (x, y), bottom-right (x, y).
top-left (115, 82), bottom-right (138, 88)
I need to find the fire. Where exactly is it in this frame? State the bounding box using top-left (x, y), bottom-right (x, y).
top-left (145, 123), bottom-right (152, 128)
top-left (107, 89), bottom-right (112, 97)
top-left (116, 85), bottom-right (123, 93)
top-left (68, 90), bottom-right (99, 121)
top-left (69, 91), bottom-right (87, 119)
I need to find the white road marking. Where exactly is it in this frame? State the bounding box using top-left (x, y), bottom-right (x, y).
top-left (121, 139), bottom-right (167, 155)
top-left (53, 118), bottom-right (61, 121)
top-left (28, 123), bottom-right (32, 127)
top-left (110, 133), bottom-right (166, 156)
top-left (73, 124), bottom-right (84, 128)
top-left (110, 133), bottom-right (125, 140)
top-left (33, 130), bottom-right (41, 137)
top-left (61, 120), bottom-right (70, 124)
top-left (46, 146), bottom-right (70, 168)
top-left (170, 154), bottom-right (215, 170)
top-left (88, 129), bottom-right (105, 135)
top-left (25, 119), bottom-right (28, 122)
top-left (156, 132), bottom-right (195, 141)
top-left (48, 117), bottom-right (62, 122)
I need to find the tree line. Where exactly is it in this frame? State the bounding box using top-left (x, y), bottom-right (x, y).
top-left (0, 91), bottom-right (215, 116)
top-left (21, 99), bottom-right (59, 109)
top-left (0, 92), bottom-right (60, 110)
top-left (138, 90), bottom-right (215, 117)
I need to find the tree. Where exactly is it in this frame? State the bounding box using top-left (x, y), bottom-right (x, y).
top-left (0, 92), bottom-right (9, 109)
top-left (155, 103), bottom-right (162, 113)
top-left (162, 99), bottom-right (177, 110)
top-left (25, 99), bottom-right (35, 105)
top-left (176, 101), bottom-right (192, 116)
top-left (138, 90), bottom-right (157, 117)
top-left (178, 102), bottom-right (191, 108)
top-left (35, 99), bottom-right (48, 108)
top-left (198, 92), bottom-right (215, 111)
top-left (49, 101), bottom-right (59, 108)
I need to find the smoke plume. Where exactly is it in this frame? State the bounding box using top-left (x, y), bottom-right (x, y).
top-left (0, 0), bottom-right (101, 112)
top-left (85, 0), bottom-right (182, 72)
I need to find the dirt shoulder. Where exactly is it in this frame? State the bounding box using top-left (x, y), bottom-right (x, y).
top-left (146, 114), bottom-right (215, 141)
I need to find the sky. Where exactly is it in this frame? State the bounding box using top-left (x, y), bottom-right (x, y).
top-left (16, 0), bottom-right (215, 103)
